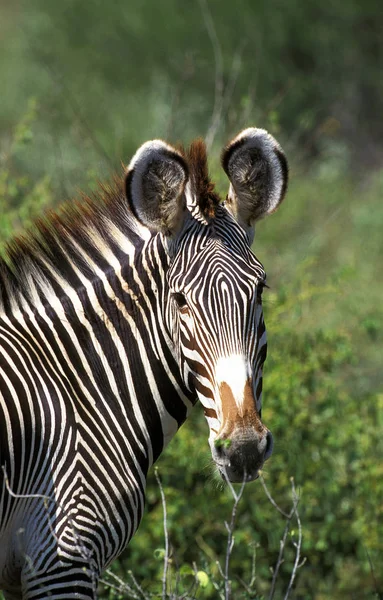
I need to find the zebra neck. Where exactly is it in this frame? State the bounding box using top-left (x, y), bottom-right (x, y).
top-left (39, 232), bottom-right (192, 464)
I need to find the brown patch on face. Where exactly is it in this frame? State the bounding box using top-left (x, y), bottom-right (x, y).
top-left (218, 379), bottom-right (265, 438)
top-left (204, 407), bottom-right (218, 419)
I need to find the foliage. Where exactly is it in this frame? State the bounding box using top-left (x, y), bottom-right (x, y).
top-left (0, 99), bottom-right (53, 245)
top-left (1, 0), bottom-right (382, 192)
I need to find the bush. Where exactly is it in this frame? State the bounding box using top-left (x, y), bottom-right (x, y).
top-left (0, 99), bottom-right (53, 246)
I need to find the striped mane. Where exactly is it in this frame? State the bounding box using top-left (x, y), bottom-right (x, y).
top-left (0, 174), bottom-right (139, 313)
top-left (184, 139), bottom-right (220, 218)
top-left (0, 140), bottom-right (220, 313)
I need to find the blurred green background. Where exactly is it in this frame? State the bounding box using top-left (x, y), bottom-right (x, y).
top-left (0, 1), bottom-right (382, 598)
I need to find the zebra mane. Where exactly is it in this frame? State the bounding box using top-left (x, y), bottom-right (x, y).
top-left (183, 139), bottom-right (221, 218)
top-left (0, 173), bottom-right (143, 313)
top-left (0, 140), bottom-right (222, 313)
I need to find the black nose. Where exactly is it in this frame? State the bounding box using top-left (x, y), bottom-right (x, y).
top-left (213, 430), bottom-right (273, 483)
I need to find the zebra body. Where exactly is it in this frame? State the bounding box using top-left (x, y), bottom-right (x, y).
top-left (0, 128), bottom-right (288, 599)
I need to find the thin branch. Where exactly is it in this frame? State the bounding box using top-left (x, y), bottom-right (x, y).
top-left (249, 542), bottom-right (258, 588)
top-left (2, 466), bottom-right (56, 504)
top-left (263, 476), bottom-right (305, 600)
top-left (364, 547), bottom-right (383, 600)
top-left (2, 465), bottom-right (62, 555)
top-left (259, 473), bottom-right (291, 519)
top-left (99, 573), bottom-right (141, 600)
top-left (220, 470), bottom-right (247, 600)
top-left (221, 42), bottom-right (246, 119)
top-left (2, 465), bottom-right (99, 594)
top-left (239, 82), bottom-right (255, 129)
top-left (198, 0), bottom-right (224, 151)
top-left (166, 53), bottom-right (195, 140)
top-left (127, 570), bottom-right (152, 600)
top-left (268, 519), bottom-right (291, 600)
top-left (236, 542), bottom-right (258, 594)
top-left (199, 0), bottom-right (247, 151)
top-left (100, 568), bottom-right (149, 599)
top-left (283, 479), bottom-right (303, 599)
top-left (154, 467), bottom-right (170, 600)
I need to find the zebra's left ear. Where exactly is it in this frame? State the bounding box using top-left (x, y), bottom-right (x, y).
top-left (125, 140), bottom-right (189, 235)
top-left (221, 128), bottom-right (288, 237)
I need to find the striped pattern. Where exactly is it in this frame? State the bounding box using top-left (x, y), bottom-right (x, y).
top-left (167, 208), bottom-right (266, 421)
top-left (0, 129), bottom-right (288, 598)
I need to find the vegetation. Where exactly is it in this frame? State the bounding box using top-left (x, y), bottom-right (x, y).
top-left (0, 1), bottom-right (382, 598)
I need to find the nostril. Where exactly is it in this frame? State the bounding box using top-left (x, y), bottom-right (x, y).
top-left (264, 431), bottom-right (274, 460)
top-left (214, 443), bottom-right (224, 457)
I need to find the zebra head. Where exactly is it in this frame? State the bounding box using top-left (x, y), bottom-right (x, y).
top-left (125, 128), bottom-right (288, 483)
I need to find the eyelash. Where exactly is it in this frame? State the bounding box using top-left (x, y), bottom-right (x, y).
top-left (257, 281), bottom-right (269, 299)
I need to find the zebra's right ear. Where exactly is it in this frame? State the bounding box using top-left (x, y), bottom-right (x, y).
top-left (125, 140), bottom-right (189, 235)
top-left (221, 128), bottom-right (288, 240)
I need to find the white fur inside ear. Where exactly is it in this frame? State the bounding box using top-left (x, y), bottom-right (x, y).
top-left (223, 127), bottom-right (288, 226)
top-left (128, 140), bottom-right (179, 174)
top-left (126, 140), bottom-right (188, 234)
top-left (230, 128), bottom-right (285, 214)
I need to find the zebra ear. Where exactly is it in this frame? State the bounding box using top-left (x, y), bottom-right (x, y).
top-left (125, 140), bottom-right (189, 235)
top-left (221, 128), bottom-right (288, 233)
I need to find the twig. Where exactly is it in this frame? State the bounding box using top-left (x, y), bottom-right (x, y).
top-left (166, 53), bottom-right (195, 140)
top-left (154, 467), bottom-right (170, 600)
top-left (268, 519), bottom-right (291, 600)
top-left (2, 465), bottom-right (56, 504)
top-left (100, 569), bottom-right (144, 599)
top-left (284, 479), bottom-right (303, 599)
top-left (215, 558), bottom-right (225, 582)
top-left (199, 0), bottom-right (247, 151)
top-left (220, 469), bottom-right (247, 600)
top-left (127, 570), bottom-right (151, 600)
top-left (198, 0), bottom-right (224, 151)
top-left (263, 475), bottom-right (305, 600)
top-left (259, 473), bottom-right (291, 519)
top-left (221, 42), bottom-right (246, 122)
top-left (237, 542), bottom-right (258, 594)
top-left (365, 546), bottom-right (383, 600)
top-left (2, 465), bottom-right (99, 595)
top-left (2, 465), bottom-right (62, 554)
top-left (249, 542), bottom-right (257, 589)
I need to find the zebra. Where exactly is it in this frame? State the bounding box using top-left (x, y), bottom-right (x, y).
top-left (0, 127), bottom-right (288, 599)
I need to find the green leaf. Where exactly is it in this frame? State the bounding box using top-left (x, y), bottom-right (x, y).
top-left (153, 548), bottom-right (165, 560)
top-left (196, 570), bottom-right (209, 588)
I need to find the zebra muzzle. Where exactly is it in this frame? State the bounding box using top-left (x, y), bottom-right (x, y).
top-left (212, 428), bottom-right (273, 483)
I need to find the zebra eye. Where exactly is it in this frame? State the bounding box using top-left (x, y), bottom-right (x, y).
top-left (173, 292), bottom-right (188, 310)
